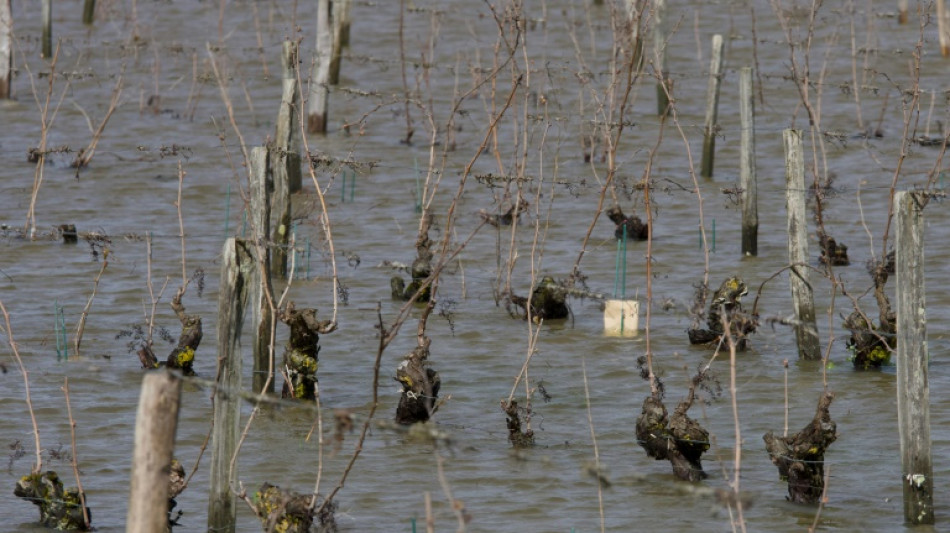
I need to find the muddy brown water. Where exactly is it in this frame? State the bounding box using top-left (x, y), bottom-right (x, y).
top-left (2, 1), bottom-right (950, 531)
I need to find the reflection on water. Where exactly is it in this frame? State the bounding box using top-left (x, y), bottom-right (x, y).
top-left (1, 1), bottom-right (949, 531)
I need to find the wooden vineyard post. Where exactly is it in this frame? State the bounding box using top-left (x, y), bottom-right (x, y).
top-left (82, 0), bottom-right (95, 25)
top-left (307, 0), bottom-right (332, 133)
top-left (338, 0), bottom-right (352, 47)
top-left (41, 0), bottom-right (52, 59)
top-left (700, 34), bottom-right (725, 178)
top-left (783, 129), bottom-right (820, 360)
top-left (249, 147), bottom-right (275, 394)
top-left (329, 0), bottom-right (347, 85)
top-left (276, 40), bottom-right (303, 194)
top-left (207, 238), bottom-right (252, 533)
top-left (739, 67), bottom-right (758, 256)
top-left (895, 191), bottom-right (934, 525)
top-left (270, 41), bottom-right (299, 278)
top-left (899, 0), bottom-right (909, 24)
top-left (0, 0), bottom-right (11, 98)
top-left (652, 0), bottom-right (669, 116)
top-left (126, 370), bottom-right (182, 533)
top-left (938, 0), bottom-right (950, 56)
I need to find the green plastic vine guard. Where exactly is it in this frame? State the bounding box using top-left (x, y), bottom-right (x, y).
top-left (605, 224), bottom-right (638, 336)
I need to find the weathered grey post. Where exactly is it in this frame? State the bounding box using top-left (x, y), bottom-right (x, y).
top-left (208, 238), bottom-right (252, 533)
top-left (82, 0), bottom-right (95, 25)
top-left (783, 129), bottom-right (820, 360)
top-left (338, 0), bottom-right (352, 47)
top-left (270, 41), bottom-right (299, 278)
top-left (126, 370), bottom-right (182, 533)
top-left (307, 0), bottom-right (332, 133)
top-left (41, 0), bottom-right (52, 59)
top-left (249, 148), bottom-right (275, 393)
top-left (0, 0), bottom-right (11, 98)
top-left (895, 190), bottom-right (934, 525)
top-left (329, 0), bottom-right (347, 85)
top-left (700, 34), bottom-right (725, 178)
top-left (652, 0), bottom-right (669, 116)
top-left (739, 67), bottom-right (757, 256)
top-left (277, 40), bottom-right (303, 193)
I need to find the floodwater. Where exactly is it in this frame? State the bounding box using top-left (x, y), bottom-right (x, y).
top-left (2, 0), bottom-right (950, 531)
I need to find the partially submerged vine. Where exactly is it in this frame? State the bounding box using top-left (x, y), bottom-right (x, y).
top-left (688, 276), bottom-right (757, 351)
top-left (507, 276), bottom-right (570, 323)
top-left (846, 253), bottom-right (896, 369)
top-left (279, 303), bottom-right (336, 400)
top-left (253, 482), bottom-right (337, 533)
top-left (395, 339), bottom-right (441, 425)
top-left (763, 391), bottom-right (837, 504)
top-left (14, 470), bottom-right (91, 531)
top-left (502, 399), bottom-right (535, 448)
top-left (135, 285), bottom-right (203, 376)
top-left (635, 362), bottom-right (717, 481)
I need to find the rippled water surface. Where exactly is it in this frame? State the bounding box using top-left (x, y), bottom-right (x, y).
top-left (2, 1), bottom-right (950, 531)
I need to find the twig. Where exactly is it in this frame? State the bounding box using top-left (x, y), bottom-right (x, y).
top-left (73, 254), bottom-right (109, 356)
top-left (808, 465), bottom-right (831, 532)
top-left (316, 305), bottom-right (387, 515)
top-left (0, 298), bottom-right (42, 472)
top-left (582, 357), bottom-right (606, 533)
top-left (176, 160), bottom-right (188, 288)
top-left (23, 41), bottom-right (71, 238)
top-left (207, 42), bottom-right (251, 174)
top-left (783, 359), bottom-right (789, 437)
top-left (61, 377), bottom-right (90, 530)
top-left (73, 65), bottom-right (125, 172)
top-left (143, 233), bottom-right (171, 359)
top-left (721, 319), bottom-right (747, 533)
top-left (434, 451), bottom-right (467, 532)
top-left (878, 5), bottom-right (925, 256)
top-left (398, 0), bottom-right (415, 144)
top-left (425, 491), bottom-right (434, 533)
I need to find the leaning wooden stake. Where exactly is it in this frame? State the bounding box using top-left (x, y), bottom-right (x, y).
top-left (700, 34), bottom-right (725, 178)
top-left (307, 0), bottom-right (332, 133)
top-left (249, 148), bottom-right (275, 394)
top-left (0, 0), bottom-right (11, 98)
top-left (41, 0), bottom-right (52, 59)
top-left (208, 238), bottom-right (252, 533)
top-left (739, 67), bottom-right (758, 256)
top-left (783, 129), bottom-right (820, 360)
top-left (126, 370), bottom-right (182, 533)
top-left (895, 191), bottom-right (934, 525)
